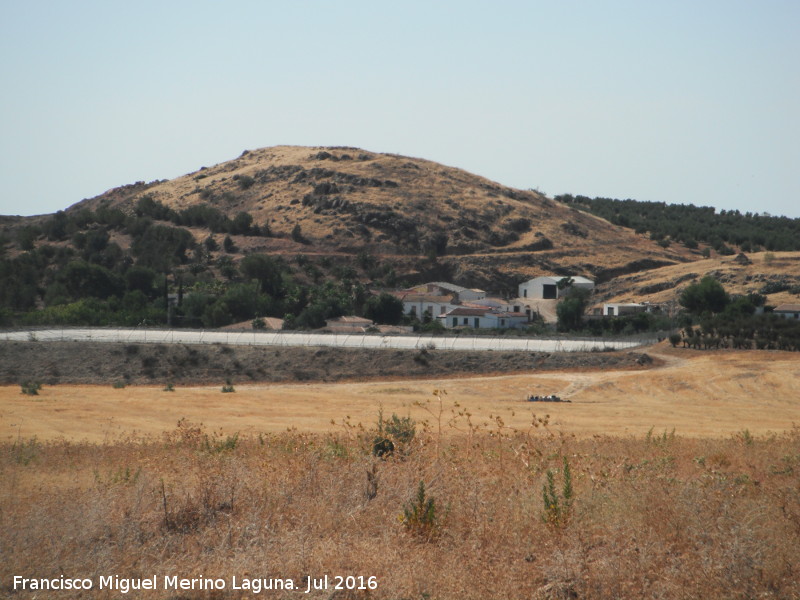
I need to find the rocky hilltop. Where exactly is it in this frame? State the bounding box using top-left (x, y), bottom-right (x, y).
top-left (66, 145), bottom-right (688, 288)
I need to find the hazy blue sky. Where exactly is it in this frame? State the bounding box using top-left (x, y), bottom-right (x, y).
top-left (1, 1), bottom-right (798, 217)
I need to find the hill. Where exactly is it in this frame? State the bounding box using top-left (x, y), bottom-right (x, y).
top-left (6, 145), bottom-right (800, 331)
top-left (3, 146), bottom-right (688, 290)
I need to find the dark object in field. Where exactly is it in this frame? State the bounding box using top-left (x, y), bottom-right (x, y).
top-left (527, 394), bottom-right (570, 403)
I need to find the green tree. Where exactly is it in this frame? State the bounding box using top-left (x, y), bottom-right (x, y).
top-left (202, 300), bottom-right (232, 328)
top-left (230, 211), bottom-right (254, 235)
top-left (125, 265), bottom-right (158, 297)
top-left (556, 288), bottom-right (590, 331)
top-left (131, 225), bottom-right (194, 271)
top-left (59, 260), bottom-right (124, 300)
top-left (240, 254), bottom-right (286, 298)
top-left (679, 276), bottom-right (729, 316)
top-left (363, 292), bottom-right (404, 325)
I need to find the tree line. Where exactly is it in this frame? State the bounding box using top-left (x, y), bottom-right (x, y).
top-left (555, 194), bottom-right (800, 253)
top-left (0, 197), bottom-right (403, 329)
top-left (672, 276), bottom-right (800, 351)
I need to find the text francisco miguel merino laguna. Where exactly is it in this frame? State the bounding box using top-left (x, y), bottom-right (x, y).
top-left (13, 574), bottom-right (379, 594)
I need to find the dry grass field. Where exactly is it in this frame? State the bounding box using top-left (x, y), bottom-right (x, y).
top-left (2, 410), bottom-right (799, 599)
top-left (2, 345), bottom-right (798, 442)
top-left (2, 345), bottom-right (799, 599)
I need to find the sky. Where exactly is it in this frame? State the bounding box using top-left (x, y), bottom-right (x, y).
top-left (1, 1), bottom-right (798, 218)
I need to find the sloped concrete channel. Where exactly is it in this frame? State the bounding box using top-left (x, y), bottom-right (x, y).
top-left (1, 328), bottom-right (648, 353)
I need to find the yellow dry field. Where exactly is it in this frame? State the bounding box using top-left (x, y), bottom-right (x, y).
top-left (2, 347), bottom-right (798, 442)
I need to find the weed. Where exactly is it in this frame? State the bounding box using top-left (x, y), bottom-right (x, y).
top-left (365, 463), bottom-right (378, 501)
top-left (646, 426), bottom-right (675, 445)
top-left (402, 481), bottom-right (441, 541)
top-left (12, 436), bottom-right (40, 465)
top-left (385, 413), bottom-right (416, 445)
top-left (112, 380), bottom-right (126, 389)
top-left (738, 429), bottom-right (755, 446)
top-left (203, 431), bottom-right (239, 453)
top-left (414, 389), bottom-right (448, 456)
top-left (94, 465), bottom-right (141, 487)
top-left (372, 406), bottom-right (416, 457)
top-left (321, 437), bottom-right (348, 459)
top-left (221, 379), bottom-right (235, 393)
top-left (542, 456), bottom-right (573, 527)
top-left (163, 382), bottom-right (175, 392)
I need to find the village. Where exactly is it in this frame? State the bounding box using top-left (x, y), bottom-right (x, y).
top-left (322, 275), bottom-right (666, 333)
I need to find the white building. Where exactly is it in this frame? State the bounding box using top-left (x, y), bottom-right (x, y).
top-left (774, 304), bottom-right (800, 320)
top-left (406, 282), bottom-right (486, 302)
top-left (518, 276), bottom-right (595, 300)
top-left (601, 303), bottom-right (647, 317)
top-left (437, 307), bottom-right (529, 330)
top-left (462, 296), bottom-right (526, 313)
top-left (392, 292), bottom-right (460, 319)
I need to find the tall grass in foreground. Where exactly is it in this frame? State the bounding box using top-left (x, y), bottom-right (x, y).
top-left (1, 418), bottom-right (799, 599)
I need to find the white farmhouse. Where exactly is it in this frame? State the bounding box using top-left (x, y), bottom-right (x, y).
top-left (518, 276), bottom-right (595, 300)
top-left (774, 304), bottom-right (800, 320)
top-left (437, 307), bottom-right (529, 330)
top-left (392, 292), bottom-right (460, 319)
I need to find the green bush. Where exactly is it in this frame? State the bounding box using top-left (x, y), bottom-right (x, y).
top-left (20, 381), bottom-right (42, 396)
top-left (402, 481), bottom-right (441, 540)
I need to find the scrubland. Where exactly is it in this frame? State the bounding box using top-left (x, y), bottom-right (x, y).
top-left (2, 415), bottom-right (799, 599)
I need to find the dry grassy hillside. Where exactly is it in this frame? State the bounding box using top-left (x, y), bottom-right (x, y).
top-left (595, 250), bottom-right (800, 307)
top-left (70, 145), bottom-right (689, 286)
